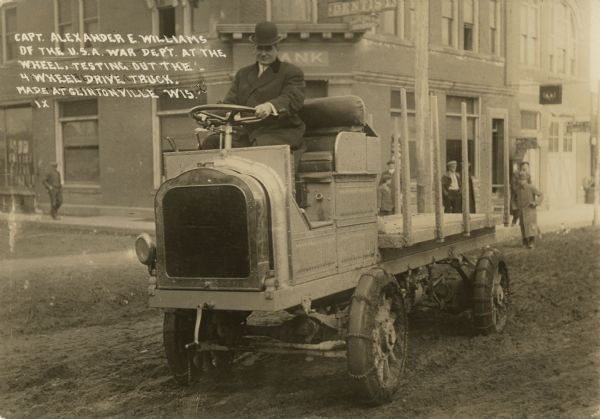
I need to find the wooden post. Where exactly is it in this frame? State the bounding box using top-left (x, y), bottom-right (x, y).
top-left (461, 102), bottom-right (471, 236)
top-left (393, 119), bottom-right (402, 215)
top-left (401, 88), bottom-right (412, 244)
top-left (430, 94), bottom-right (444, 241)
top-left (592, 80), bottom-right (600, 226)
top-left (503, 114), bottom-right (510, 227)
top-left (414, 0), bottom-right (431, 213)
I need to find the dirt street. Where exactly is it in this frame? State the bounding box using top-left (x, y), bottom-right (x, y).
top-left (0, 224), bottom-right (599, 418)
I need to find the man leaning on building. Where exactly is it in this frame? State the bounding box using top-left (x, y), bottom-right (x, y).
top-left (201, 21), bottom-right (306, 168)
top-left (43, 162), bottom-right (62, 220)
top-left (442, 160), bottom-right (462, 213)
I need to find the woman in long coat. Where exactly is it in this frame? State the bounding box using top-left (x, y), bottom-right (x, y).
top-left (514, 172), bottom-right (543, 248)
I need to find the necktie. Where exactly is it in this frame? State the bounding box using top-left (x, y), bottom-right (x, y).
top-left (258, 64), bottom-right (267, 77)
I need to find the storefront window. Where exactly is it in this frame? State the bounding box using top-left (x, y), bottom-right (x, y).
top-left (0, 107), bottom-right (33, 187)
top-left (59, 100), bottom-right (99, 183)
top-left (446, 96), bottom-right (478, 175)
top-left (548, 121), bottom-right (559, 152)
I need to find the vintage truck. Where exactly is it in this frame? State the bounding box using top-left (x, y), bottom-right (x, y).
top-left (134, 94), bottom-right (510, 404)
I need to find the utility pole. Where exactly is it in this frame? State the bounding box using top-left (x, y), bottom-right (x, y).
top-left (590, 80), bottom-right (600, 226)
top-left (414, 0), bottom-right (432, 213)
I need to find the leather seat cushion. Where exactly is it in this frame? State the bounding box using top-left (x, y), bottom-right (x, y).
top-left (299, 95), bottom-right (366, 131)
top-left (298, 151), bottom-right (333, 172)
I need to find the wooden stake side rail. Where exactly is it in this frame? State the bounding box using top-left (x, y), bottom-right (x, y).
top-left (430, 95), bottom-right (444, 242)
top-left (461, 102), bottom-right (471, 236)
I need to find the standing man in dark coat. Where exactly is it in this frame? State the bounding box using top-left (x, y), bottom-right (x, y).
top-left (201, 21), bottom-right (306, 167)
top-left (441, 160), bottom-right (462, 213)
top-left (43, 162), bottom-right (62, 220)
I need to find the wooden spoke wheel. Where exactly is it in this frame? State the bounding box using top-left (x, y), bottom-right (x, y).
top-left (347, 269), bottom-right (408, 405)
top-left (472, 248), bottom-right (510, 335)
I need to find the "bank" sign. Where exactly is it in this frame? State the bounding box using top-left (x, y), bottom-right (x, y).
top-left (328, 0), bottom-right (398, 17)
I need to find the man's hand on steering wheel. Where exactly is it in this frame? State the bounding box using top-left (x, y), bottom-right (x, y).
top-left (254, 102), bottom-right (276, 119)
top-left (189, 104), bottom-right (264, 128)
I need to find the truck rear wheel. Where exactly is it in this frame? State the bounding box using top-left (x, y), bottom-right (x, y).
top-left (472, 248), bottom-right (510, 334)
top-left (347, 269), bottom-right (408, 405)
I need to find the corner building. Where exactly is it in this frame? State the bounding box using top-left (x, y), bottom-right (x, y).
top-left (0, 0), bottom-right (591, 215)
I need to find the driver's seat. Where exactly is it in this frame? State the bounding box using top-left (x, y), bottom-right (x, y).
top-left (298, 95), bottom-right (372, 175)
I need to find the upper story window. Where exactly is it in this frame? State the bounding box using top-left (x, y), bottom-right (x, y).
top-left (520, 0), bottom-right (540, 67)
top-left (375, 0), bottom-right (415, 40)
top-left (440, 0), bottom-right (477, 51)
top-left (55, 0), bottom-right (99, 50)
top-left (149, 0), bottom-right (214, 37)
top-left (462, 0), bottom-right (476, 51)
top-left (441, 0), bottom-right (456, 47)
top-left (82, 0), bottom-right (98, 35)
top-left (1, 5), bottom-right (17, 63)
top-left (158, 5), bottom-right (176, 36)
top-left (520, 110), bottom-right (539, 131)
top-left (489, 0), bottom-right (501, 56)
top-left (269, 0), bottom-right (316, 23)
top-left (191, 0), bottom-right (210, 33)
top-left (549, 1), bottom-right (576, 75)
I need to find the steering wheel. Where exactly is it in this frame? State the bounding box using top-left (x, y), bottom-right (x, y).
top-left (189, 104), bottom-right (265, 127)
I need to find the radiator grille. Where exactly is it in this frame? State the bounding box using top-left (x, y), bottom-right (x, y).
top-left (163, 185), bottom-right (249, 279)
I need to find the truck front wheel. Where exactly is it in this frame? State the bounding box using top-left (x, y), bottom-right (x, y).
top-left (346, 269), bottom-right (408, 405)
top-left (163, 310), bottom-right (200, 385)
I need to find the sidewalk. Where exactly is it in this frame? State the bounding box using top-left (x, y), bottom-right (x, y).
top-left (0, 204), bottom-right (596, 239)
top-left (0, 211), bottom-right (154, 235)
top-left (495, 204), bottom-right (595, 241)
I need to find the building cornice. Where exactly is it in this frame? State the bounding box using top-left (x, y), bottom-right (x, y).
top-left (217, 23), bottom-right (367, 43)
top-left (353, 71), bottom-right (516, 96)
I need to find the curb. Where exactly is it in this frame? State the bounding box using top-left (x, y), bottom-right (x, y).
top-left (0, 214), bottom-right (154, 236)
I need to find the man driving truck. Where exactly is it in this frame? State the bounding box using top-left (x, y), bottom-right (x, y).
top-left (201, 21), bottom-right (306, 167)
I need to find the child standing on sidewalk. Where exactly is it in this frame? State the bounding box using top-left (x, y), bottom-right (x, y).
top-left (377, 173), bottom-right (394, 216)
top-left (514, 172), bottom-right (543, 249)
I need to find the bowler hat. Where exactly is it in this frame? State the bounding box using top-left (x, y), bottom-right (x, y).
top-left (249, 21), bottom-right (285, 46)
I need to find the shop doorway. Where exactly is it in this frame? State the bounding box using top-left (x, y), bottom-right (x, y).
top-left (546, 118), bottom-right (576, 208)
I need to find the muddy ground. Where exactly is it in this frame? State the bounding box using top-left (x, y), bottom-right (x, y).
top-left (0, 224), bottom-right (599, 418)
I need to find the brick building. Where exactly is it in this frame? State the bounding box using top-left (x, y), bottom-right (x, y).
top-left (0, 0), bottom-right (591, 215)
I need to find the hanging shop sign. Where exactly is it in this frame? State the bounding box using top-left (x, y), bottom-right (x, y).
top-left (539, 84), bottom-right (562, 105)
top-left (566, 121), bottom-right (590, 133)
top-left (328, 0), bottom-right (398, 17)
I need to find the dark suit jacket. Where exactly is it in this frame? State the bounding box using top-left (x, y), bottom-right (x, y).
top-left (441, 171), bottom-right (461, 197)
top-left (223, 58), bottom-right (306, 149)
